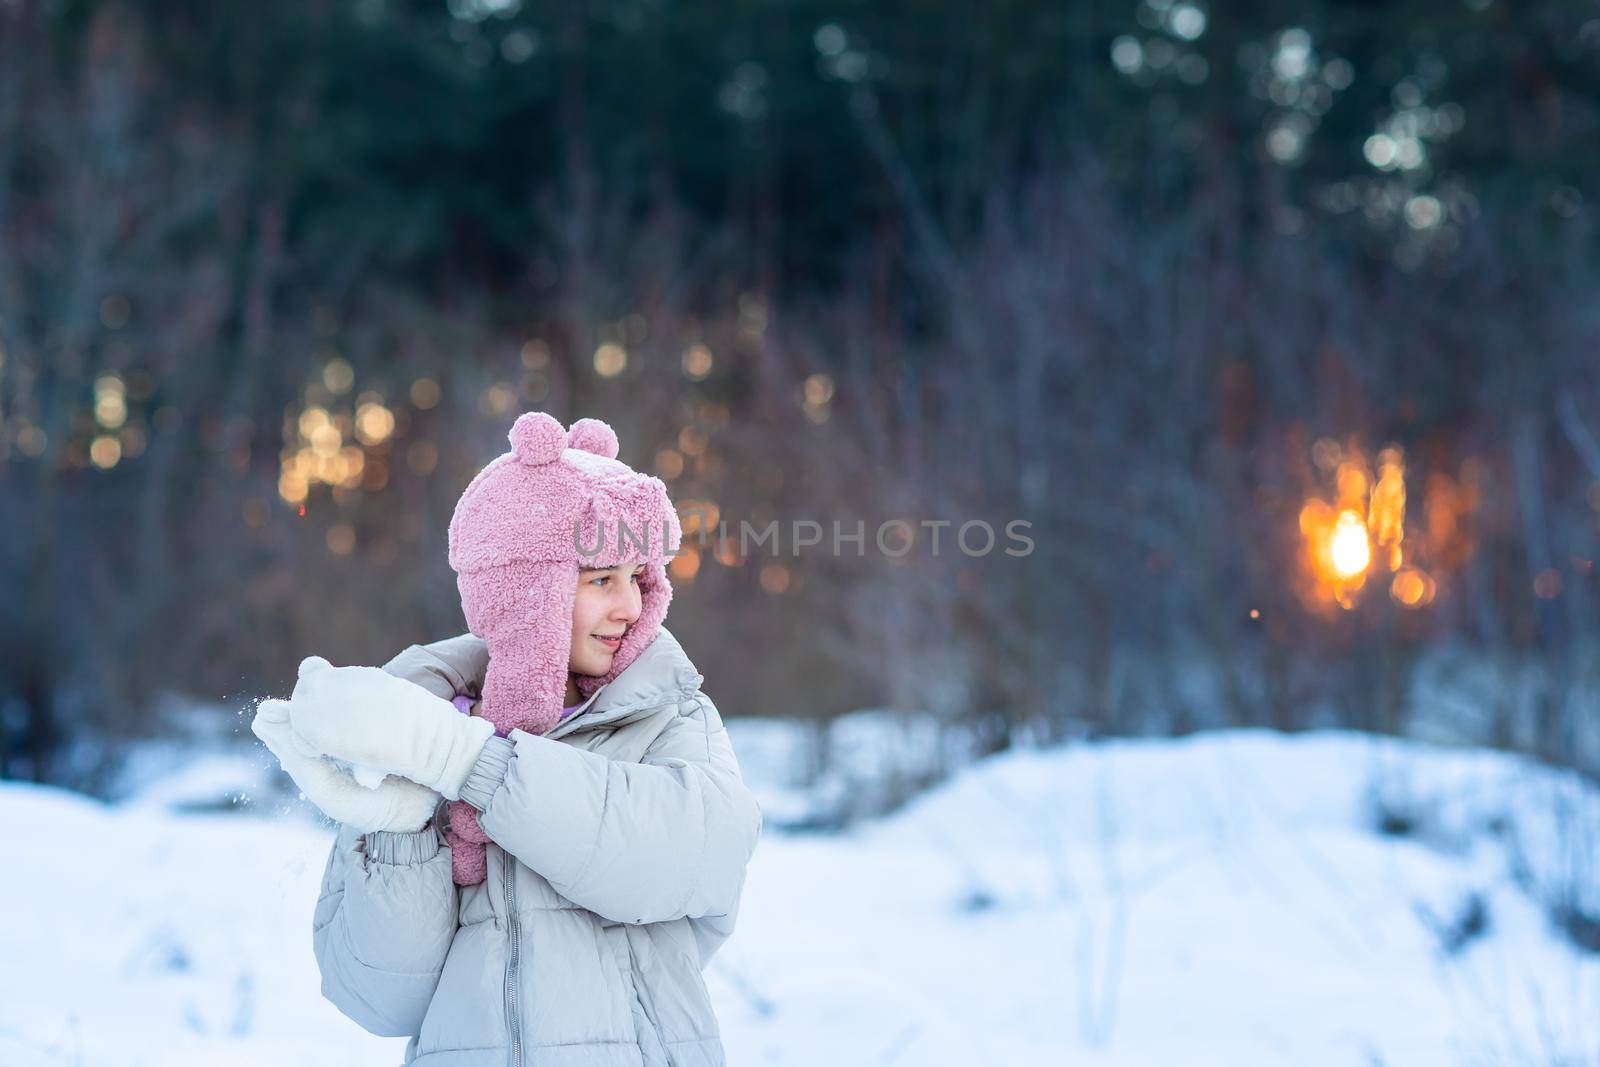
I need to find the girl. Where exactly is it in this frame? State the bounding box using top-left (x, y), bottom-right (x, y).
top-left (253, 412), bottom-right (761, 1066)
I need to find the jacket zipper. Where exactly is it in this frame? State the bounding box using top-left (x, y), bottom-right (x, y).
top-left (503, 848), bottom-right (523, 1067)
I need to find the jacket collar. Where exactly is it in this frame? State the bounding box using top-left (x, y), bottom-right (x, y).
top-left (542, 626), bottom-right (702, 739)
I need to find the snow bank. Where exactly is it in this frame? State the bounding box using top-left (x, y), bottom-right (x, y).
top-left (2, 728), bottom-right (1596, 1065)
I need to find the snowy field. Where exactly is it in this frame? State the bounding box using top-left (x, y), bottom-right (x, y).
top-left (2, 724), bottom-right (1598, 1066)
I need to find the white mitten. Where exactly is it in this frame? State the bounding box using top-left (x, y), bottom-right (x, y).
top-left (251, 698), bottom-right (440, 833)
top-left (290, 656), bottom-right (496, 802)
top-left (345, 761), bottom-right (391, 791)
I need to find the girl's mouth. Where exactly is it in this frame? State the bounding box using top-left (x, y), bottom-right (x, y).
top-left (594, 633), bottom-right (624, 650)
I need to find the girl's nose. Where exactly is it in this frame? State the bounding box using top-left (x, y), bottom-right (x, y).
top-left (613, 582), bottom-right (642, 623)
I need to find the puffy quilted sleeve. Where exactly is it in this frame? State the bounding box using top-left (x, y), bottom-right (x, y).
top-left (306, 646), bottom-right (471, 1036)
top-left (381, 632), bottom-right (489, 702)
top-left (311, 822), bottom-right (458, 1037)
top-left (460, 692), bottom-right (763, 928)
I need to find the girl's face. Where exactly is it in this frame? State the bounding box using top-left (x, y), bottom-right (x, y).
top-left (570, 562), bottom-right (646, 677)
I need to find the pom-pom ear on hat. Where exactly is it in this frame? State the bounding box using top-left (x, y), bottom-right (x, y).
top-left (509, 412), bottom-right (568, 466)
top-left (567, 417), bottom-right (619, 459)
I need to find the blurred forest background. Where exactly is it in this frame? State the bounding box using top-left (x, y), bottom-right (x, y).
top-left (2, 0), bottom-right (1599, 795)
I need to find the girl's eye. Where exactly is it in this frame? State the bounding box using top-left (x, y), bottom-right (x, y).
top-left (589, 570), bottom-right (642, 588)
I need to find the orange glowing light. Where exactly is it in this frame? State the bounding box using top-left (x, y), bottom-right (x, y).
top-left (1298, 442), bottom-right (1388, 610)
top-left (759, 562), bottom-right (791, 594)
top-left (1389, 567), bottom-right (1435, 608)
top-left (1294, 438), bottom-right (1472, 613)
top-left (1369, 447), bottom-right (1406, 570)
top-left (669, 544), bottom-right (701, 581)
top-left (1330, 510), bottom-right (1371, 577)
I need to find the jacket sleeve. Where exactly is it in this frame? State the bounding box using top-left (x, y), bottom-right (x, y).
top-left (311, 822), bottom-right (457, 1037)
top-left (458, 692), bottom-right (763, 928)
top-left (307, 646), bottom-right (468, 1037)
top-left (381, 632), bottom-right (489, 702)
top-left (685, 868), bottom-right (749, 968)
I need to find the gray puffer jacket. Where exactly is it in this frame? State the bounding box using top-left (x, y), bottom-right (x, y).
top-left (312, 626), bottom-right (762, 1066)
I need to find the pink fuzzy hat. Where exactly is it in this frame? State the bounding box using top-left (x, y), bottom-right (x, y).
top-left (442, 412), bottom-right (681, 884)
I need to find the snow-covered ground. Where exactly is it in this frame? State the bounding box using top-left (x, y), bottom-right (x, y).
top-left (3, 726), bottom-right (1598, 1065)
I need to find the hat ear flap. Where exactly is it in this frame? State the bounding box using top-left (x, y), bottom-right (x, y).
top-left (461, 561), bottom-right (576, 736)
